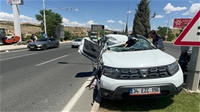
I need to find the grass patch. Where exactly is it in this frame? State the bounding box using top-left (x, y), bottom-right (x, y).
top-left (100, 90), bottom-right (200, 112)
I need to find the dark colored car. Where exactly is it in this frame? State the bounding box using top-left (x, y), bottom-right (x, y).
top-left (27, 38), bottom-right (59, 50)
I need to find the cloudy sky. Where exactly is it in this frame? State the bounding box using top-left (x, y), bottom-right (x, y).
top-left (0, 0), bottom-right (199, 31)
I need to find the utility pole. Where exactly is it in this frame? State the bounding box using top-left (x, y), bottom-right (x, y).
top-left (165, 17), bottom-right (170, 39)
top-left (125, 0), bottom-right (130, 35)
top-left (85, 11), bottom-right (92, 36)
top-left (42, 1), bottom-right (74, 38)
top-left (43, 0), bottom-right (47, 38)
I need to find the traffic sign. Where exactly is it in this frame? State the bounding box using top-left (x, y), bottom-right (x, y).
top-left (43, 33), bottom-right (46, 37)
top-left (174, 10), bottom-right (200, 46)
top-left (173, 18), bottom-right (192, 28)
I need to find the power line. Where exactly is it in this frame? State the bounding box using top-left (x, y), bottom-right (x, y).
top-left (23, 4), bottom-right (41, 10)
top-left (44, 0), bottom-right (85, 20)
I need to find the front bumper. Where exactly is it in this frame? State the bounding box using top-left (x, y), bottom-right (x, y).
top-left (98, 68), bottom-right (183, 99)
top-left (71, 44), bottom-right (80, 47)
top-left (28, 45), bottom-right (42, 50)
top-left (99, 83), bottom-right (183, 100)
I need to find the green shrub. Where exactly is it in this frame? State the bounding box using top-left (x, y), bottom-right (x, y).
top-left (166, 33), bottom-right (175, 41)
top-left (60, 38), bottom-right (63, 42)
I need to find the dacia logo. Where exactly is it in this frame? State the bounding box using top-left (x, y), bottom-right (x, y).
top-left (140, 69), bottom-right (149, 78)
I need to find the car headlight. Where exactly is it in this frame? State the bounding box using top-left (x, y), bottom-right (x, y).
top-left (36, 44), bottom-right (42, 46)
top-left (102, 66), bottom-right (119, 78)
top-left (167, 61), bottom-right (179, 75)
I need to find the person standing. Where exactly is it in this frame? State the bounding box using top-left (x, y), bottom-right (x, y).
top-left (30, 34), bottom-right (37, 42)
top-left (178, 46), bottom-right (190, 73)
top-left (149, 30), bottom-right (165, 51)
top-left (97, 34), bottom-right (101, 45)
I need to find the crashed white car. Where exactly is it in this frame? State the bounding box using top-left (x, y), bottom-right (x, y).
top-left (78, 34), bottom-right (183, 100)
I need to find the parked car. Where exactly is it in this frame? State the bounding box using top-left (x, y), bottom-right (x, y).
top-left (1, 36), bottom-right (20, 44)
top-left (27, 38), bottom-right (59, 50)
top-left (78, 34), bottom-right (183, 100)
top-left (71, 38), bottom-right (83, 48)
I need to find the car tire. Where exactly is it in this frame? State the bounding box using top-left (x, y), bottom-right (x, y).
top-left (43, 44), bottom-right (47, 50)
top-left (56, 43), bottom-right (59, 48)
top-left (28, 47), bottom-right (32, 51)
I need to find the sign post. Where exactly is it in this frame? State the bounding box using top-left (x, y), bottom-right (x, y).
top-left (174, 10), bottom-right (200, 92)
top-left (12, 5), bottom-right (21, 42)
top-left (186, 47), bottom-right (200, 91)
top-left (7, 0), bottom-right (24, 42)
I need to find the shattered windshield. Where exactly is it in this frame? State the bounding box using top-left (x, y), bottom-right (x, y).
top-left (108, 37), bottom-right (156, 52)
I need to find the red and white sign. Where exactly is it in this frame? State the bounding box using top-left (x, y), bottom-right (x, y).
top-left (7, 0), bottom-right (23, 5)
top-left (173, 18), bottom-right (192, 28)
top-left (174, 10), bottom-right (200, 46)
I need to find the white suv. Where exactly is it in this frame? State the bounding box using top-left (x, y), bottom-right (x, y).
top-left (78, 34), bottom-right (183, 100)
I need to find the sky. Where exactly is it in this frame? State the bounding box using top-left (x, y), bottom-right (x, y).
top-left (0, 0), bottom-right (200, 32)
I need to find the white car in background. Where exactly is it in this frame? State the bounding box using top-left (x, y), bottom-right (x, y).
top-left (71, 38), bottom-right (83, 48)
top-left (78, 34), bottom-right (183, 100)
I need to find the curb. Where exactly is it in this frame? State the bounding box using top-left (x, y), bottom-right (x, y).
top-left (0, 47), bottom-right (27, 52)
top-left (90, 93), bottom-right (101, 112)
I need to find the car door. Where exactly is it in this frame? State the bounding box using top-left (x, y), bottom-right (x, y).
top-left (78, 38), bottom-right (102, 63)
top-left (49, 38), bottom-right (56, 47)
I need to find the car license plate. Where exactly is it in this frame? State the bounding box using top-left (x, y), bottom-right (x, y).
top-left (30, 46), bottom-right (34, 48)
top-left (129, 87), bottom-right (160, 95)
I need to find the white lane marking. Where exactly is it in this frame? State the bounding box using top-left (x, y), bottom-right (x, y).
top-left (36, 54), bottom-right (69, 66)
top-left (61, 76), bottom-right (94, 112)
top-left (0, 53), bottom-right (38, 61)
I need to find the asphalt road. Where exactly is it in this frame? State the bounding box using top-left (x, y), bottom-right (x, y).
top-left (0, 42), bottom-right (181, 112)
top-left (163, 42), bottom-right (181, 59)
top-left (0, 43), bottom-right (95, 112)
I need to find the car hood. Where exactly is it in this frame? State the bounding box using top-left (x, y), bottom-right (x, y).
top-left (72, 41), bottom-right (81, 43)
top-left (102, 49), bottom-right (176, 68)
top-left (29, 41), bottom-right (46, 45)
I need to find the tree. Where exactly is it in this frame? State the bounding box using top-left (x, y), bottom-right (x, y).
top-left (125, 23), bottom-right (128, 34)
top-left (35, 10), bottom-right (63, 37)
top-left (132, 0), bottom-right (150, 38)
top-left (157, 26), bottom-right (175, 41)
top-left (64, 31), bottom-right (72, 40)
top-left (98, 29), bottom-right (105, 36)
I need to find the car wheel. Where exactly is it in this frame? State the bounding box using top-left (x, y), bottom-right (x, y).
top-left (28, 47), bottom-right (32, 51)
top-left (56, 43), bottom-right (59, 48)
top-left (43, 45), bottom-right (47, 50)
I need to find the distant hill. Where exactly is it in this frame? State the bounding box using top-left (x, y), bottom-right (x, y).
top-left (0, 20), bottom-right (125, 38)
top-left (0, 20), bottom-right (92, 38)
top-left (0, 20), bottom-right (41, 37)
